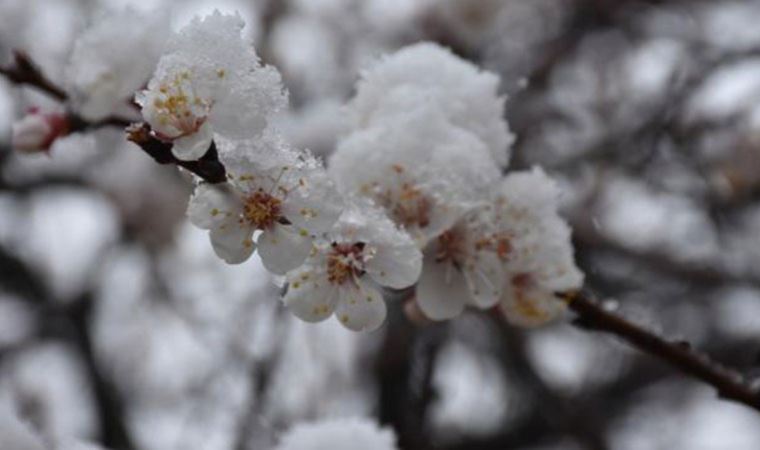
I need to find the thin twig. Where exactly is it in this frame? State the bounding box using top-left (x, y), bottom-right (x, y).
top-left (0, 50), bottom-right (68, 101)
top-left (127, 123), bottom-right (227, 184)
top-left (561, 291), bottom-right (760, 412)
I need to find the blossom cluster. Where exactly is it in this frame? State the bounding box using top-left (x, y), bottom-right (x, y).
top-left (11, 10), bottom-right (583, 333)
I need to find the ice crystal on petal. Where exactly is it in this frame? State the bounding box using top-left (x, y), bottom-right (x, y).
top-left (138, 11), bottom-right (287, 160)
top-left (283, 201), bottom-right (422, 332)
top-left (274, 417), bottom-right (398, 450)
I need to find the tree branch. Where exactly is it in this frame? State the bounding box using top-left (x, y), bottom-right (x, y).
top-left (1, 51), bottom-right (228, 184)
top-left (561, 290), bottom-right (760, 413)
top-left (0, 50), bottom-right (68, 101)
top-left (126, 123), bottom-right (227, 184)
top-left (0, 244), bottom-right (136, 449)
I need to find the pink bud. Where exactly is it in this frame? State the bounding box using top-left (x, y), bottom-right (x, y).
top-left (11, 110), bottom-right (69, 153)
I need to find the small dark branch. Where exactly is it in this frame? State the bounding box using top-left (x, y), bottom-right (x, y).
top-left (0, 245), bottom-right (136, 449)
top-left (0, 50), bottom-right (68, 101)
top-left (1, 51), bottom-right (134, 133)
top-left (561, 291), bottom-right (760, 412)
top-left (127, 123), bottom-right (227, 184)
top-left (65, 295), bottom-right (137, 450)
top-left (69, 114), bottom-right (134, 133)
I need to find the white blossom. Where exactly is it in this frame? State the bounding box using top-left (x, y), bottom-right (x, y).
top-left (283, 201), bottom-right (422, 332)
top-left (330, 105), bottom-right (500, 247)
top-left (11, 109), bottom-right (68, 153)
top-left (346, 41), bottom-right (514, 168)
top-left (495, 168), bottom-right (584, 327)
top-left (66, 8), bottom-right (170, 121)
top-left (137, 11), bottom-right (286, 161)
top-left (414, 168), bottom-right (584, 323)
top-left (274, 417), bottom-right (398, 450)
top-left (187, 134), bottom-right (342, 273)
top-left (415, 207), bottom-right (508, 320)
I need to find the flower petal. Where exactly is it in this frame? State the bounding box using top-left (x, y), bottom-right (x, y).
top-left (283, 266), bottom-right (337, 322)
top-left (415, 254), bottom-right (468, 320)
top-left (209, 223), bottom-right (255, 264)
top-left (281, 172), bottom-right (343, 233)
top-left (365, 242), bottom-right (422, 289)
top-left (187, 183), bottom-right (242, 230)
top-left (256, 224), bottom-right (313, 275)
top-left (499, 279), bottom-right (565, 328)
top-left (172, 122), bottom-right (214, 161)
top-left (334, 279), bottom-right (387, 332)
top-left (462, 252), bottom-right (504, 309)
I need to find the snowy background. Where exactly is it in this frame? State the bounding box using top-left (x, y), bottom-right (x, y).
top-left (1, 0), bottom-right (760, 449)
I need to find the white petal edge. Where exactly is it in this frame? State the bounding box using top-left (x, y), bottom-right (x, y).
top-left (334, 279), bottom-right (387, 332)
top-left (187, 183), bottom-right (242, 230)
top-left (172, 122), bottom-right (214, 161)
top-left (283, 266), bottom-right (337, 323)
top-left (209, 223), bottom-right (255, 264)
top-left (281, 179), bottom-right (343, 233)
top-left (257, 224), bottom-right (313, 275)
top-left (365, 242), bottom-right (422, 289)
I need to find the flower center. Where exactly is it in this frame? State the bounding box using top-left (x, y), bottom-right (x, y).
top-left (152, 72), bottom-right (211, 138)
top-left (475, 233), bottom-right (513, 262)
top-left (326, 243), bottom-right (366, 285)
top-left (243, 191), bottom-right (282, 229)
top-left (435, 230), bottom-right (465, 266)
top-left (364, 165), bottom-right (432, 230)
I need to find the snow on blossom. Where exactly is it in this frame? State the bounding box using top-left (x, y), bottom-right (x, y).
top-left (494, 168), bottom-right (584, 327)
top-left (330, 105), bottom-right (500, 247)
top-left (66, 8), bottom-right (170, 121)
top-left (187, 132), bottom-right (342, 272)
top-left (274, 417), bottom-right (398, 450)
top-left (346, 41), bottom-right (514, 168)
top-left (137, 11), bottom-right (286, 160)
top-left (283, 201), bottom-right (422, 332)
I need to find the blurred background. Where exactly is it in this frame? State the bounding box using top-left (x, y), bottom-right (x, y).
top-left (1, 0), bottom-right (760, 449)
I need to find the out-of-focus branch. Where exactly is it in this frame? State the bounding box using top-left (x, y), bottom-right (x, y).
top-left (0, 244), bottom-right (136, 450)
top-left (376, 304), bottom-right (447, 450)
top-left (0, 50), bottom-right (68, 101)
top-left (0, 51), bottom-right (132, 131)
top-left (494, 320), bottom-right (609, 450)
top-left (69, 114), bottom-right (133, 132)
top-left (561, 290), bottom-right (760, 413)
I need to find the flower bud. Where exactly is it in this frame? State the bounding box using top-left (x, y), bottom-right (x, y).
top-left (11, 110), bottom-right (69, 153)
